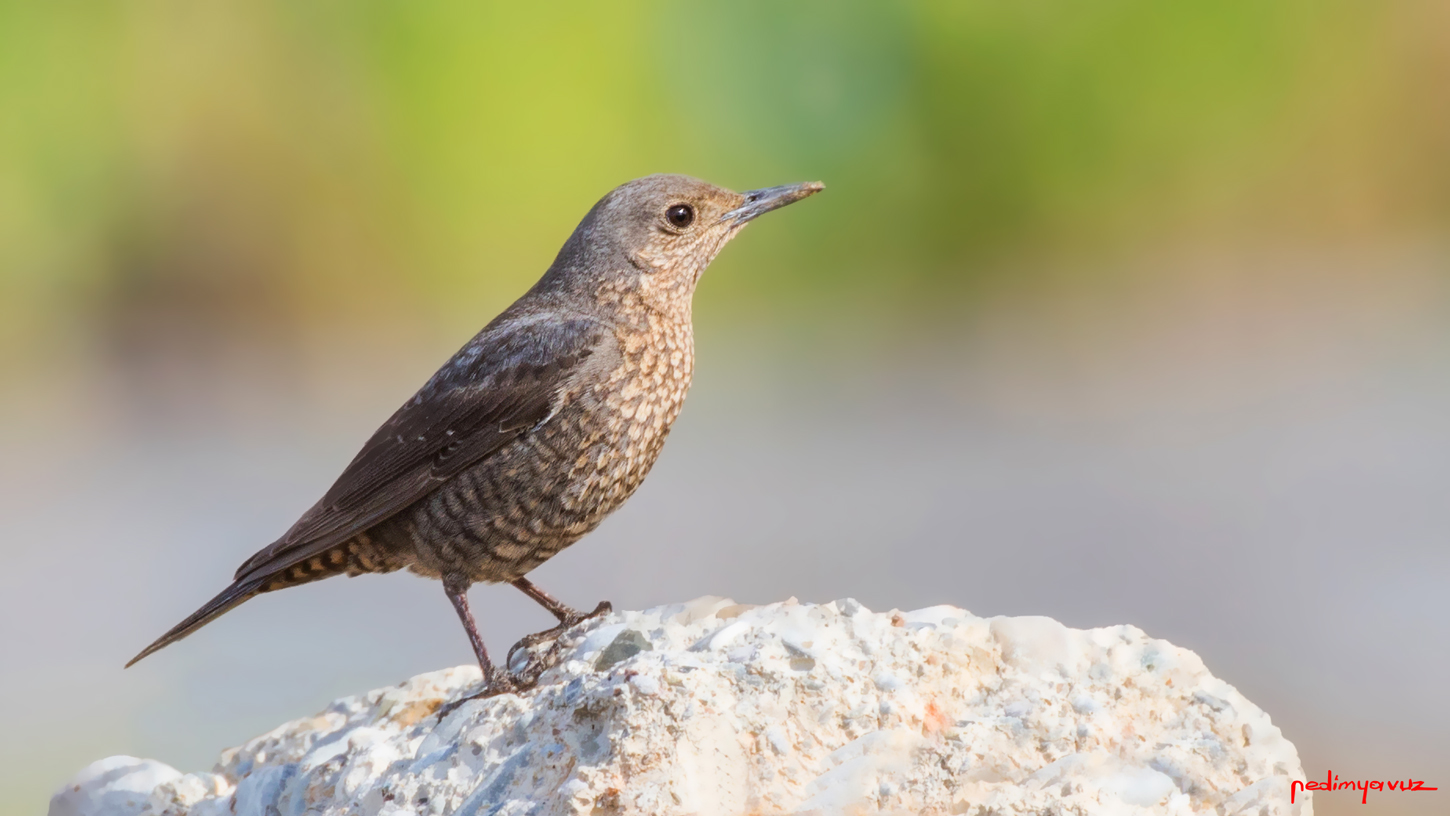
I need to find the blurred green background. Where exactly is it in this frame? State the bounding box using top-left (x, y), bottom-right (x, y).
top-left (3, 2), bottom-right (1448, 815)
top-left (5, 0), bottom-right (1445, 368)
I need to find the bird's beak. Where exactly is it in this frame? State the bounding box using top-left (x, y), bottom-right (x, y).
top-left (722, 181), bottom-right (825, 225)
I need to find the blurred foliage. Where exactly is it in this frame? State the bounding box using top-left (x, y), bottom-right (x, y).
top-left (1, 0), bottom-right (1446, 370)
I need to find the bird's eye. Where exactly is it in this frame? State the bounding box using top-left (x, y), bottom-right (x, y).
top-left (665, 204), bottom-right (695, 229)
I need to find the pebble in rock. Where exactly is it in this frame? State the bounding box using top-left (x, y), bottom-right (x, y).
top-left (55, 598), bottom-right (1311, 816)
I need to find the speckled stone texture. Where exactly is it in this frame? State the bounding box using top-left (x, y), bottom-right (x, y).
top-left (55, 598), bottom-right (1311, 816)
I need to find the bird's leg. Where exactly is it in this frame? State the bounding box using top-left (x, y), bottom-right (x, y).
top-left (443, 575), bottom-right (516, 696)
top-left (506, 577), bottom-right (612, 677)
top-left (512, 576), bottom-right (611, 624)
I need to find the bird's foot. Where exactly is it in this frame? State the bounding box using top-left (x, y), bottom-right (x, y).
top-left (435, 668), bottom-right (525, 720)
top-left (506, 600), bottom-right (613, 682)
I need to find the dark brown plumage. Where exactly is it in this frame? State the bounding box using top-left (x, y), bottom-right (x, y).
top-left (127, 174), bottom-right (823, 693)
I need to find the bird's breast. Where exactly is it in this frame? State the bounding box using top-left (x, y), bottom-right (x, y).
top-left (557, 317), bottom-right (694, 512)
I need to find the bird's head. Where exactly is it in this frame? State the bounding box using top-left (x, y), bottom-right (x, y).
top-left (540, 173), bottom-right (823, 320)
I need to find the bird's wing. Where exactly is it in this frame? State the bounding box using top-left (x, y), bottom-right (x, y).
top-left (233, 315), bottom-right (611, 583)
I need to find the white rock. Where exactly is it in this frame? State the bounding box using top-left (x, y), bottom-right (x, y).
top-left (54, 598), bottom-right (1312, 815)
top-left (50, 757), bottom-right (182, 816)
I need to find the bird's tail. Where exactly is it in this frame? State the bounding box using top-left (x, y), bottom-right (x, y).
top-left (126, 538), bottom-right (409, 668)
top-left (125, 578), bottom-right (266, 668)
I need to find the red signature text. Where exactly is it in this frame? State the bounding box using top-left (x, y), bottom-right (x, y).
top-left (1291, 770), bottom-right (1438, 805)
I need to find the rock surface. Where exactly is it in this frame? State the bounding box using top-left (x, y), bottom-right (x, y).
top-left (56, 598), bottom-right (1311, 815)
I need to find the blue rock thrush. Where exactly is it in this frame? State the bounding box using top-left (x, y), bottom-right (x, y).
top-left (127, 174), bottom-right (823, 694)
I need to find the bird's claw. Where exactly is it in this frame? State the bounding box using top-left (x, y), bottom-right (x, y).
top-left (505, 600), bottom-right (614, 678)
top-left (434, 668), bottom-right (525, 720)
top-left (436, 600), bottom-right (614, 722)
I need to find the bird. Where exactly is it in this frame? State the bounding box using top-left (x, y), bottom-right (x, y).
top-left (126, 173), bottom-right (823, 694)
